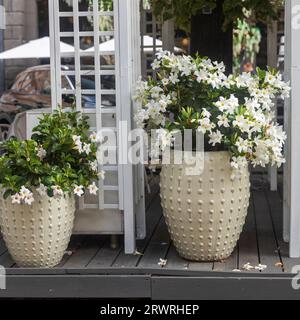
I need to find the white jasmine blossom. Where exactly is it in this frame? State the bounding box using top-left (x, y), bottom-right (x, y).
top-left (89, 132), bottom-right (98, 143)
top-left (88, 182), bottom-right (99, 195)
top-left (24, 195), bottom-right (35, 205)
top-left (89, 160), bottom-right (98, 172)
top-left (169, 72), bottom-right (179, 84)
top-left (52, 185), bottom-right (64, 198)
top-left (83, 143), bottom-right (91, 155)
top-left (217, 114), bottom-right (230, 128)
top-left (73, 185), bottom-right (84, 197)
top-left (73, 135), bottom-right (83, 153)
top-left (36, 184), bottom-right (47, 196)
top-left (12, 186), bottom-right (35, 205)
top-left (198, 118), bottom-right (215, 134)
top-left (209, 130), bottom-right (223, 146)
top-left (158, 258), bottom-right (168, 267)
top-left (255, 264), bottom-right (267, 271)
top-left (37, 147), bottom-right (46, 160)
top-left (243, 262), bottom-right (255, 271)
top-left (11, 193), bottom-right (22, 205)
top-left (98, 170), bottom-right (105, 180)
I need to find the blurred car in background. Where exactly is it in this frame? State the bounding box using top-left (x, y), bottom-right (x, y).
top-left (0, 65), bottom-right (115, 137)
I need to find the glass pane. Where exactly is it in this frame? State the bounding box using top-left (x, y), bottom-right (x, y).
top-left (101, 113), bottom-right (116, 127)
top-left (60, 17), bottom-right (74, 32)
top-left (20, 73), bottom-right (38, 94)
top-left (35, 70), bottom-right (51, 94)
top-left (104, 190), bottom-right (118, 205)
top-left (104, 171), bottom-right (118, 186)
top-left (59, 0), bottom-right (73, 12)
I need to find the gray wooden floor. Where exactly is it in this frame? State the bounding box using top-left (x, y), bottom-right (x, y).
top-left (1, 175), bottom-right (300, 299)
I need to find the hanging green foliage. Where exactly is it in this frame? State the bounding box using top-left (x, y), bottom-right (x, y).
top-left (150, 0), bottom-right (284, 31)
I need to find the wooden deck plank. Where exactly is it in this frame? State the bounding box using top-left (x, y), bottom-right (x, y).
top-left (112, 193), bottom-right (162, 268)
top-left (138, 215), bottom-right (170, 269)
top-left (0, 251), bottom-right (15, 268)
top-left (252, 190), bottom-right (283, 273)
top-left (55, 235), bottom-right (87, 268)
top-left (164, 244), bottom-right (189, 270)
top-left (87, 238), bottom-right (122, 268)
top-left (0, 239), bottom-right (7, 256)
top-left (265, 189), bottom-right (300, 273)
top-left (63, 236), bottom-right (105, 268)
top-left (213, 248), bottom-right (238, 272)
top-left (238, 195), bottom-right (260, 272)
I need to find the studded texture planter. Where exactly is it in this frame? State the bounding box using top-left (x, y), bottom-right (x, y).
top-left (160, 151), bottom-right (250, 262)
top-left (0, 191), bottom-right (75, 268)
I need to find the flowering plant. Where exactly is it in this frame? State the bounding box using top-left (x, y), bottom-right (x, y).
top-left (134, 52), bottom-right (290, 169)
top-left (0, 108), bottom-right (104, 205)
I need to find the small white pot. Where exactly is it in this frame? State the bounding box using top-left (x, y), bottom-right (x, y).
top-left (0, 190), bottom-right (75, 268)
top-left (160, 151), bottom-right (250, 262)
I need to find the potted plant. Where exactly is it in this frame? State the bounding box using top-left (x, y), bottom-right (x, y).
top-left (0, 108), bottom-right (103, 268)
top-left (134, 52), bottom-right (289, 261)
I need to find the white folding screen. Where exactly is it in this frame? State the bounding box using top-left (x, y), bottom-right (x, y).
top-left (140, 2), bottom-right (175, 79)
top-left (49, 0), bottom-right (145, 253)
top-left (284, 0), bottom-right (300, 258)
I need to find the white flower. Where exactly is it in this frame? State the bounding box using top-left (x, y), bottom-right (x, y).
top-left (83, 143), bottom-right (91, 155)
top-left (88, 182), bottom-right (99, 195)
top-left (158, 258), bottom-right (168, 267)
top-left (89, 160), bottom-right (98, 172)
top-left (156, 129), bottom-right (173, 150)
top-left (150, 86), bottom-right (163, 99)
top-left (235, 72), bottom-right (255, 88)
top-left (73, 135), bottom-right (83, 153)
top-left (24, 194), bottom-right (34, 205)
top-left (169, 73), bottom-right (179, 84)
top-left (155, 50), bottom-right (170, 60)
top-left (72, 135), bottom-right (81, 142)
top-left (265, 72), bottom-right (276, 85)
top-left (235, 138), bottom-right (250, 153)
top-left (52, 186), bottom-right (64, 198)
top-left (198, 118), bottom-right (215, 134)
top-left (215, 95), bottom-right (239, 114)
top-left (209, 130), bottom-right (223, 146)
top-left (11, 193), bottom-right (22, 205)
top-left (243, 262), bottom-right (255, 271)
top-left (161, 78), bottom-right (169, 86)
top-left (201, 108), bottom-right (211, 118)
top-left (37, 147), bottom-right (46, 160)
top-left (73, 185), bottom-right (84, 197)
top-left (36, 184), bottom-right (47, 196)
top-left (231, 156), bottom-right (248, 170)
top-left (89, 132), bottom-right (97, 143)
top-left (233, 115), bottom-right (251, 133)
top-left (217, 114), bottom-right (230, 128)
top-left (207, 72), bottom-right (222, 88)
top-left (255, 264), bottom-right (267, 271)
top-left (12, 187), bottom-right (35, 205)
top-left (19, 186), bottom-right (32, 198)
top-left (194, 69), bottom-right (208, 83)
top-left (98, 170), bottom-right (105, 180)
top-left (151, 59), bottom-right (161, 70)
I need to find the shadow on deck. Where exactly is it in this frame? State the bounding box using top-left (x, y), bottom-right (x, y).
top-left (1, 176), bottom-right (300, 299)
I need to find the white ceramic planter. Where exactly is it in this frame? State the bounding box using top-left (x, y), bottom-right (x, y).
top-left (160, 151), bottom-right (250, 262)
top-left (0, 190), bottom-right (75, 268)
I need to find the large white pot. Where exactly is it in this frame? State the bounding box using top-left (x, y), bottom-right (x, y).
top-left (0, 190), bottom-right (75, 268)
top-left (160, 151), bottom-right (250, 262)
